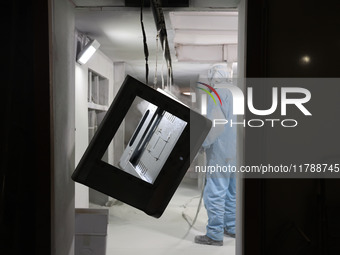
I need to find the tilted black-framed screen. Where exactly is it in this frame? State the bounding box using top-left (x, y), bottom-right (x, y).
top-left (72, 75), bottom-right (211, 218)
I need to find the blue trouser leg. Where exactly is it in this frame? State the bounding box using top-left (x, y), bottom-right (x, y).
top-left (204, 171), bottom-right (230, 241)
top-left (203, 170), bottom-right (236, 240)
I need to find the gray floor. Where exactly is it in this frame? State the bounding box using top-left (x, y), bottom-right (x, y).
top-left (91, 177), bottom-right (235, 255)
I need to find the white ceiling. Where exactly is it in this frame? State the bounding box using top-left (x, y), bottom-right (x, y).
top-left (75, 6), bottom-right (238, 89)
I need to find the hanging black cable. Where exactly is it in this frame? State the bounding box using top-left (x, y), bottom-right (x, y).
top-left (150, 0), bottom-right (173, 89)
top-left (140, 0), bottom-right (149, 84)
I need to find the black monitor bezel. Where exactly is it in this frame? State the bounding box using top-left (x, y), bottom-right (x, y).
top-left (72, 75), bottom-right (211, 218)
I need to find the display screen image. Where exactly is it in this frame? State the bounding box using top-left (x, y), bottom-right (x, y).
top-left (103, 96), bottom-right (187, 184)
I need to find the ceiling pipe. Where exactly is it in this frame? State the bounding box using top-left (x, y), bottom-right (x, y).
top-left (150, 0), bottom-right (174, 86)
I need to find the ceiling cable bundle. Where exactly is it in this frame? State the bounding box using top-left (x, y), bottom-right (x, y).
top-left (154, 29), bottom-right (169, 91)
top-left (140, 0), bottom-right (149, 84)
top-left (161, 39), bottom-right (166, 90)
top-left (153, 29), bottom-right (161, 88)
top-left (139, 0), bottom-right (173, 91)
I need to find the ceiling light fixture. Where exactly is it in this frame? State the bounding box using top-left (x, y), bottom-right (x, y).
top-left (77, 39), bottom-right (100, 65)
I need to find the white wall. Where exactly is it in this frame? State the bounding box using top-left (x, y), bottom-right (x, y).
top-left (52, 1), bottom-right (116, 253)
top-left (75, 64), bottom-right (89, 208)
top-left (75, 50), bottom-right (114, 208)
top-left (51, 0), bottom-right (75, 254)
top-left (113, 62), bottom-right (126, 165)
